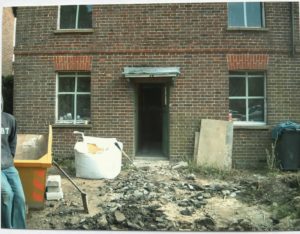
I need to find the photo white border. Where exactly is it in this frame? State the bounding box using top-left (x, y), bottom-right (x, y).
top-left (0, 0), bottom-right (299, 234)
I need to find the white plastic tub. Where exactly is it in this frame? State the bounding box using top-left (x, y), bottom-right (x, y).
top-left (74, 134), bottom-right (123, 179)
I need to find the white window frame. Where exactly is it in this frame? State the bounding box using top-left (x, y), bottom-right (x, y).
top-left (57, 5), bottom-right (92, 30)
top-left (13, 17), bottom-right (17, 62)
top-left (228, 2), bottom-right (265, 29)
top-left (229, 72), bottom-right (266, 126)
top-left (56, 72), bottom-right (91, 124)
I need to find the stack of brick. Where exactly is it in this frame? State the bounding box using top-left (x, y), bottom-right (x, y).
top-left (46, 175), bottom-right (63, 200)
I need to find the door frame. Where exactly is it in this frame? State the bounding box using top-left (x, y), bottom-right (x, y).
top-left (134, 81), bottom-right (170, 158)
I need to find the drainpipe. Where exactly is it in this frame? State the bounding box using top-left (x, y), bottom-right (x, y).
top-left (290, 2), bottom-right (295, 57)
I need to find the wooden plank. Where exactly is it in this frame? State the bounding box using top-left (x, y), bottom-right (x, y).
top-left (193, 132), bottom-right (200, 163)
top-left (196, 119), bottom-right (233, 170)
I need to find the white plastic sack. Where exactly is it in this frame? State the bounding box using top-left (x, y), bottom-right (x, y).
top-left (74, 137), bottom-right (123, 179)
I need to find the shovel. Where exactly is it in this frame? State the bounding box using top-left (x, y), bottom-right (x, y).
top-left (114, 142), bottom-right (136, 168)
top-left (52, 160), bottom-right (89, 214)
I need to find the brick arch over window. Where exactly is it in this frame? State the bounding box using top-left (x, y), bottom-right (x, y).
top-left (227, 54), bottom-right (269, 71)
top-left (54, 56), bottom-right (92, 71)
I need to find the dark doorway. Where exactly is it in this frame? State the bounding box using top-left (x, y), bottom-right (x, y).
top-left (137, 83), bottom-right (166, 157)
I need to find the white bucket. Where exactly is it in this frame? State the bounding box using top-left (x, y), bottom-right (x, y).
top-left (74, 136), bottom-right (123, 179)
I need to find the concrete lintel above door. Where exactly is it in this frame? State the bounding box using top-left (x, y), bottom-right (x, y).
top-left (122, 67), bottom-right (180, 84)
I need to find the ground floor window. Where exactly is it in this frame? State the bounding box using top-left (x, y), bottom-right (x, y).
top-left (229, 72), bottom-right (266, 125)
top-left (56, 72), bottom-right (91, 124)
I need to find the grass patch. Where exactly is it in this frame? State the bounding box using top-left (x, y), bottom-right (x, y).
top-left (265, 141), bottom-right (279, 172)
top-left (180, 155), bottom-right (240, 180)
top-left (272, 202), bottom-right (297, 220)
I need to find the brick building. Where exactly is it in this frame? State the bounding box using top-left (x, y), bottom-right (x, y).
top-left (13, 2), bottom-right (300, 168)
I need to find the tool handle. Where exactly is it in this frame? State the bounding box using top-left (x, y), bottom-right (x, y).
top-left (114, 142), bottom-right (134, 163)
top-left (114, 142), bottom-right (121, 150)
top-left (52, 160), bottom-right (85, 194)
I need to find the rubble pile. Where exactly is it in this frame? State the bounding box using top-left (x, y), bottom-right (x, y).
top-left (27, 161), bottom-right (300, 231)
top-left (63, 163), bottom-right (255, 231)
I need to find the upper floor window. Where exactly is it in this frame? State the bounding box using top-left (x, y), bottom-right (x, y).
top-left (59, 5), bottom-right (92, 29)
top-left (56, 72), bottom-right (91, 124)
top-left (229, 72), bottom-right (266, 125)
top-left (228, 2), bottom-right (264, 28)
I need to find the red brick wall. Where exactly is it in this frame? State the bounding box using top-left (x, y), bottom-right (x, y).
top-left (54, 56), bottom-right (92, 71)
top-left (227, 54), bottom-right (269, 71)
top-left (13, 3), bottom-right (300, 168)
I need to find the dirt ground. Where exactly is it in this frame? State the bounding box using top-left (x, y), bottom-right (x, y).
top-left (26, 160), bottom-right (300, 231)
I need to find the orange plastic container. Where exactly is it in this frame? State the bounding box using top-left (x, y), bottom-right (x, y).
top-left (14, 126), bottom-right (52, 209)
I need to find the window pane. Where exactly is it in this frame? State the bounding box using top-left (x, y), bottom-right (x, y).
top-left (77, 95), bottom-right (90, 121)
top-left (247, 72), bottom-right (264, 76)
top-left (229, 71), bottom-right (245, 76)
top-left (59, 77), bottom-right (75, 92)
top-left (229, 77), bottom-right (246, 96)
top-left (248, 77), bottom-right (264, 96)
top-left (58, 95), bottom-right (74, 121)
top-left (78, 5), bottom-right (92, 28)
top-left (60, 5), bottom-right (77, 29)
top-left (249, 99), bottom-right (264, 122)
top-left (78, 72), bottom-right (90, 76)
top-left (59, 72), bottom-right (76, 76)
top-left (77, 77), bottom-right (91, 92)
top-left (246, 2), bottom-right (262, 27)
top-left (229, 99), bottom-right (246, 121)
top-left (228, 3), bottom-right (245, 27)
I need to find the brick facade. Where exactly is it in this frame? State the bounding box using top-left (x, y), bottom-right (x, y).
top-left (13, 3), bottom-right (300, 169)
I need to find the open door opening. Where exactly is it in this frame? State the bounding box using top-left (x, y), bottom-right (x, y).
top-left (137, 83), bottom-right (169, 158)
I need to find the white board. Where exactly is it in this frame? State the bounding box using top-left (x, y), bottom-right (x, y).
top-left (196, 119), bottom-right (233, 170)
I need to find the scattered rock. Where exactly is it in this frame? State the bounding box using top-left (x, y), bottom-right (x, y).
top-left (177, 221), bottom-right (192, 230)
top-left (186, 174), bottom-right (196, 180)
top-left (191, 200), bottom-right (204, 208)
top-left (203, 193), bottom-right (211, 199)
top-left (222, 190), bottom-right (231, 196)
top-left (193, 216), bottom-right (216, 231)
top-left (229, 218), bottom-right (257, 231)
top-left (172, 161), bottom-right (188, 170)
top-left (97, 215), bottom-right (108, 227)
top-left (171, 176), bottom-right (180, 181)
top-left (133, 190), bottom-right (144, 199)
top-left (155, 217), bottom-right (165, 223)
top-left (178, 200), bottom-right (190, 207)
top-left (114, 210), bottom-right (126, 223)
top-left (127, 221), bottom-right (141, 230)
top-left (180, 208), bottom-right (195, 216)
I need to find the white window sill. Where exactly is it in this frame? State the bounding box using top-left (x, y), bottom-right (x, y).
top-left (54, 29), bottom-right (94, 34)
top-left (227, 27), bottom-right (268, 32)
top-left (233, 122), bottom-right (271, 130)
top-left (53, 123), bottom-right (92, 128)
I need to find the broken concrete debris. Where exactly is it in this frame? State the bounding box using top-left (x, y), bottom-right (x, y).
top-left (61, 166), bottom-right (256, 231)
top-left (114, 210), bottom-right (126, 223)
top-left (27, 160), bottom-right (300, 231)
top-left (172, 161), bottom-right (188, 170)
